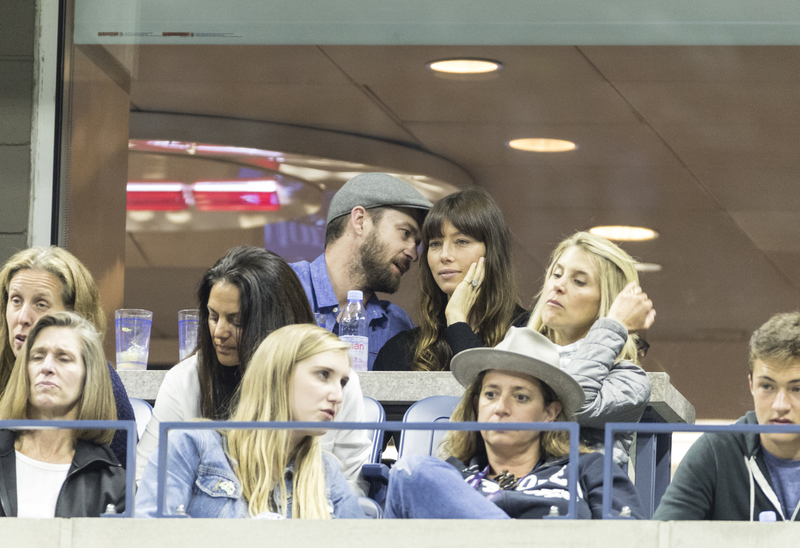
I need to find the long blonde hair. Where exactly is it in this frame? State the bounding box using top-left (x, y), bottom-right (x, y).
top-left (527, 232), bottom-right (641, 364)
top-left (0, 312), bottom-right (117, 444)
top-left (440, 372), bottom-right (579, 463)
top-left (0, 247), bottom-right (106, 392)
top-left (225, 324), bottom-right (349, 518)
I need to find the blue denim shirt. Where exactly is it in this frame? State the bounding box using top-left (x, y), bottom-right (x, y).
top-left (135, 430), bottom-right (366, 519)
top-left (290, 254), bottom-right (415, 370)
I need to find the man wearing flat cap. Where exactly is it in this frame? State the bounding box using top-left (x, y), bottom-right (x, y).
top-left (291, 172), bottom-right (432, 370)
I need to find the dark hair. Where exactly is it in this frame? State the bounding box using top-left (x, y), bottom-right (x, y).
top-left (412, 188), bottom-right (520, 371)
top-left (196, 246), bottom-right (315, 419)
top-left (324, 207), bottom-right (390, 248)
top-left (749, 311), bottom-right (800, 374)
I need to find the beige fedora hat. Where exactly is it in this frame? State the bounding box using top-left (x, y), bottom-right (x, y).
top-left (450, 327), bottom-right (585, 414)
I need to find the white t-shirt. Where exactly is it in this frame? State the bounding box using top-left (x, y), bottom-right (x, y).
top-left (15, 451), bottom-right (71, 518)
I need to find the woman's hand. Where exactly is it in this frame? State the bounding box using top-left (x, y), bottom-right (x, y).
top-left (607, 281), bottom-right (656, 333)
top-left (445, 257), bottom-right (485, 326)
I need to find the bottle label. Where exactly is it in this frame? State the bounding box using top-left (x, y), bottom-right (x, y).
top-left (341, 335), bottom-right (369, 372)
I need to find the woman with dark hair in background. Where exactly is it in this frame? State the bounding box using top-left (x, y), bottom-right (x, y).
top-left (374, 188), bottom-right (525, 372)
top-left (0, 246), bottom-right (135, 466)
top-left (135, 246), bottom-right (372, 495)
top-left (0, 312), bottom-right (125, 517)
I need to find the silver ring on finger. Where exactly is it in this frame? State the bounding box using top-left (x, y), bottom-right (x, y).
top-left (471, 279), bottom-right (480, 288)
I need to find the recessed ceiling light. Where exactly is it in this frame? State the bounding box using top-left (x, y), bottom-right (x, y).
top-left (508, 138), bottom-right (577, 152)
top-left (165, 211), bottom-right (192, 224)
top-left (427, 58), bottom-right (502, 74)
top-left (635, 263), bottom-right (663, 273)
top-left (589, 226), bottom-right (659, 241)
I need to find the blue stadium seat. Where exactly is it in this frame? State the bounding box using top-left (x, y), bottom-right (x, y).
top-left (398, 396), bottom-right (460, 458)
top-left (129, 397), bottom-right (153, 439)
top-left (362, 396), bottom-right (385, 464)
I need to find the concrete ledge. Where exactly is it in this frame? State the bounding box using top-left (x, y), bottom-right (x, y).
top-left (119, 371), bottom-right (695, 424)
top-left (1, 518), bottom-right (796, 548)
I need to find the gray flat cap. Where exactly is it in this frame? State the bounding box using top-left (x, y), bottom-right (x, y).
top-left (326, 173), bottom-right (433, 225)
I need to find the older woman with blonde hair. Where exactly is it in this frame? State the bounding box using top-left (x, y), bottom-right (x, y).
top-left (136, 324), bottom-right (365, 519)
top-left (0, 312), bottom-right (125, 517)
top-left (0, 246), bottom-right (135, 465)
top-left (527, 231), bottom-right (655, 463)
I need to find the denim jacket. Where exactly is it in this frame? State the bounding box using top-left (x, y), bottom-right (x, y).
top-left (135, 429), bottom-right (366, 519)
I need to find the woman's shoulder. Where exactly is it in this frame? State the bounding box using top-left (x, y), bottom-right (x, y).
top-left (161, 354), bottom-right (201, 388)
top-left (386, 327), bottom-right (421, 347)
top-left (373, 327), bottom-right (420, 371)
top-left (168, 429), bottom-right (226, 458)
top-left (510, 305), bottom-right (531, 327)
top-left (320, 450), bottom-right (341, 472)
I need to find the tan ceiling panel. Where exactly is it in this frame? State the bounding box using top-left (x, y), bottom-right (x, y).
top-left (615, 82), bottom-right (800, 125)
top-left (406, 122), bottom-right (682, 168)
top-left (473, 165), bottom-right (715, 211)
top-left (129, 228), bottom-right (265, 268)
top-left (323, 46), bottom-right (605, 85)
top-left (693, 167), bottom-right (800, 211)
top-left (581, 46), bottom-right (800, 83)
top-left (106, 45), bottom-right (351, 84)
top-left (655, 123), bottom-right (800, 168)
top-left (729, 211), bottom-right (800, 253)
top-left (765, 251), bottom-right (800, 291)
top-left (129, 83), bottom-right (412, 141)
top-left (368, 81), bottom-right (639, 124)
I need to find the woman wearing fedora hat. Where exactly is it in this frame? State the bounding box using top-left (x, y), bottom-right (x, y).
top-left (384, 327), bottom-right (643, 519)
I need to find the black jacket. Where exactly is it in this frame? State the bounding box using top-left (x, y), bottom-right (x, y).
top-left (0, 429), bottom-right (126, 517)
top-left (373, 305), bottom-right (530, 371)
top-left (654, 411), bottom-right (800, 521)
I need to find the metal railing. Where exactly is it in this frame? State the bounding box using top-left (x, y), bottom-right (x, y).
top-left (0, 419), bottom-right (136, 517)
top-left (602, 421), bottom-right (800, 519)
top-left (155, 420), bottom-right (581, 518)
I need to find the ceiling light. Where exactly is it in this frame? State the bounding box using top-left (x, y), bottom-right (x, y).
top-left (165, 211), bottom-right (192, 224)
top-left (128, 210), bottom-right (155, 222)
top-left (427, 58), bottom-right (502, 74)
top-left (635, 263), bottom-right (663, 273)
top-left (508, 138), bottom-right (577, 152)
top-left (589, 226), bottom-right (659, 241)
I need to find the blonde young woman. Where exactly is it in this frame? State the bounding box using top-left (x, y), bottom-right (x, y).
top-left (135, 324), bottom-right (366, 519)
top-left (527, 232), bottom-right (656, 464)
top-left (0, 312), bottom-right (125, 517)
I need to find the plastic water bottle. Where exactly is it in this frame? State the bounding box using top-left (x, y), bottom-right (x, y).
top-left (340, 290), bottom-right (369, 372)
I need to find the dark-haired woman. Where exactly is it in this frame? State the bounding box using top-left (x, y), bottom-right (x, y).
top-left (373, 188), bottom-right (526, 372)
top-left (135, 246), bottom-right (372, 495)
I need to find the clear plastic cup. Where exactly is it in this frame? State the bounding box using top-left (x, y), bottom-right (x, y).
top-left (115, 309), bottom-right (153, 370)
top-left (178, 309), bottom-right (200, 361)
top-left (314, 312), bottom-right (327, 330)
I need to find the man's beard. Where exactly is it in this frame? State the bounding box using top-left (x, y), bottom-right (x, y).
top-left (355, 230), bottom-right (406, 294)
